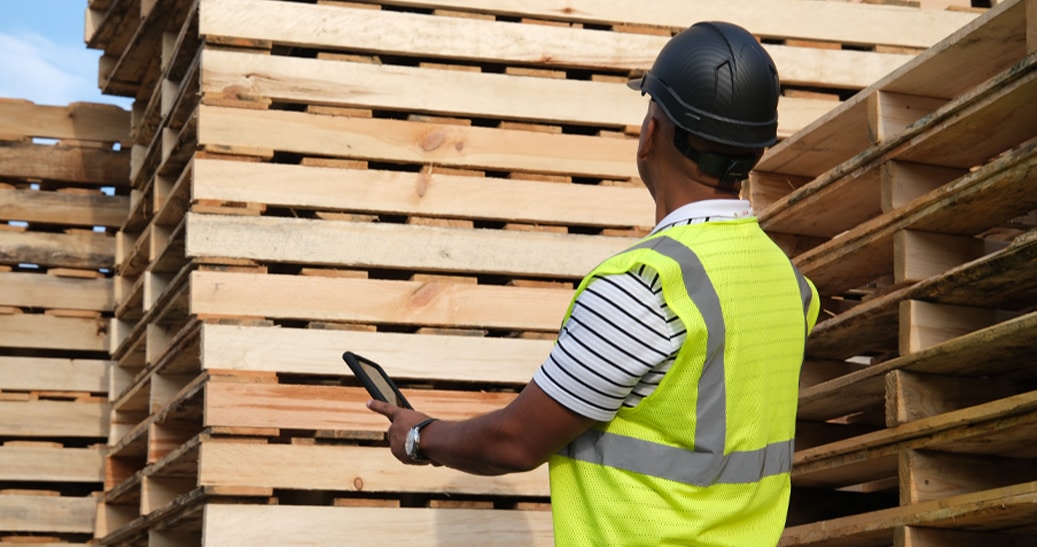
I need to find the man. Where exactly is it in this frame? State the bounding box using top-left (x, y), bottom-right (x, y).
top-left (368, 21), bottom-right (820, 546)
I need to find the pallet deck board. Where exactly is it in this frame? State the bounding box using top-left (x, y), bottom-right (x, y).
top-left (0, 444), bottom-right (105, 483)
top-left (199, 0), bottom-right (913, 89)
top-left (184, 212), bottom-right (632, 279)
top-left (202, 503), bottom-right (553, 546)
top-left (368, 0), bottom-right (977, 49)
top-left (197, 441), bottom-right (548, 496)
top-left (190, 270), bottom-right (573, 332)
top-left (197, 105), bottom-right (640, 180)
top-left (200, 322), bottom-right (550, 384)
top-left (191, 158), bottom-right (654, 229)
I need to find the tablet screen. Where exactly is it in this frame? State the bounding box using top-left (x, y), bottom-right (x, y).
top-left (342, 351), bottom-right (413, 409)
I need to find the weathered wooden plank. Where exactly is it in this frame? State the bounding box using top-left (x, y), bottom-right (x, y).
top-left (189, 270), bottom-right (572, 332)
top-left (0, 229), bottom-right (116, 270)
top-left (197, 104), bottom-right (639, 179)
top-left (205, 381), bottom-right (516, 432)
top-left (368, 0), bottom-right (977, 48)
top-left (0, 444), bottom-right (105, 482)
top-left (798, 311), bottom-right (1037, 422)
top-left (791, 139), bottom-right (1037, 297)
top-left (198, 441), bottom-right (548, 496)
top-left (184, 212), bottom-right (630, 279)
top-left (780, 482), bottom-right (1037, 546)
top-left (805, 231), bottom-right (1037, 361)
top-left (0, 272), bottom-right (114, 311)
top-left (0, 494), bottom-right (98, 533)
top-left (756, 0), bottom-right (1026, 179)
top-left (199, 0), bottom-right (912, 89)
top-left (0, 142), bottom-right (130, 187)
top-left (200, 323), bottom-right (551, 384)
top-left (0, 356), bottom-right (109, 392)
top-left (899, 449), bottom-right (1037, 505)
top-left (0, 188), bottom-right (129, 228)
top-left (203, 504), bottom-right (553, 546)
top-left (761, 54), bottom-right (1037, 244)
top-left (0, 314), bottom-right (108, 352)
top-left (0, 399), bottom-right (108, 437)
top-left (191, 158), bottom-right (654, 229)
top-left (794, 390), bottom-right (1037, 488)
top-left (0, 100), bottom-right (130, 144)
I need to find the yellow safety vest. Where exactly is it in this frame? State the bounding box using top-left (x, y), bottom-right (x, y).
top-left (549, 218), bottom-right (819, 547)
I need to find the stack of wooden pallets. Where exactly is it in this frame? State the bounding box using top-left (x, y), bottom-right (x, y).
top-left (745, 0), bottom-right (1037, 544)
top-left (75, 0), bottom-right (992, 544)
top-left (0, 100), bottom-right (130, 543)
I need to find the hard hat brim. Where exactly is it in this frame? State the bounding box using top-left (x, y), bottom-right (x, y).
top-left (626, 76), bottom-right (644, 92)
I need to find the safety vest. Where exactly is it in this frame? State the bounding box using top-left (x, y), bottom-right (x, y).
top-left (549, 217), bottom-right (819, 547)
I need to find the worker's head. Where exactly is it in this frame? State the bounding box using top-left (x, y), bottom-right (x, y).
top-left (629, 22), bottom-right (779, 189)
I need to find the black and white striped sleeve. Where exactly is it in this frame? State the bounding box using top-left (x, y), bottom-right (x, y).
top-left (533, 265), bottom-right (680, 422)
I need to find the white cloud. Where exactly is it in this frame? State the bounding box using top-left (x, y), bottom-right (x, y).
top-left (0, 30), bottom-right (124, 107)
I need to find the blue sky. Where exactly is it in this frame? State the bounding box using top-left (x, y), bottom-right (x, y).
top-left (0, 1), bottom-right (132, 109)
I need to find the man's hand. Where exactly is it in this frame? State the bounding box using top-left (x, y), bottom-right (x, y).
top-left (366, 399), bottom-right (436, 465)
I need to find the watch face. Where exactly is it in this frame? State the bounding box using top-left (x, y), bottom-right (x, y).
top-left (405, 429), bottom-right (417, 457)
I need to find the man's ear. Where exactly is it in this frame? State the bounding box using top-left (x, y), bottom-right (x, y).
top-left (637, 114), bottom-right (658, 162)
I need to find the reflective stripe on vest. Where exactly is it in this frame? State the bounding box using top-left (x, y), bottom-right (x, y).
top-left (557, 235), bottom-right (814, 487)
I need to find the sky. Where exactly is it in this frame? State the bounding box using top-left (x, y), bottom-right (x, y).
top-left (0, 1), bottom-right (133, 109)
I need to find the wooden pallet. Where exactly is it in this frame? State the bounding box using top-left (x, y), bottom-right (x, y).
top-left (746, 1), bottom-right (1037, 544)
top-left (0, 99), bottom-right (130, 544)
top-left (78, 0), bottom-right (999, 545)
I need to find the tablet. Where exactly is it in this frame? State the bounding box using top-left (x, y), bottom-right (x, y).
top-left (342, 351), bottom-right (414, 409)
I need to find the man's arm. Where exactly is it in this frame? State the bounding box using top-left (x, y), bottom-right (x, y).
top-left (367, 379), bottom-right (598, 475)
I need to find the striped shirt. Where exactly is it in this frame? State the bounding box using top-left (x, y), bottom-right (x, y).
top-left (533, 199), bottom-right (755, 422)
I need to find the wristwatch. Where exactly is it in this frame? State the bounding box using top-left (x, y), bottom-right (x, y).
top-left (405, 418), bottom-right (438, 463)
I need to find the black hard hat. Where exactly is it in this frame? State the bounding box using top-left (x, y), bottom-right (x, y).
top-left (628, 22), bottom-right (780, 148)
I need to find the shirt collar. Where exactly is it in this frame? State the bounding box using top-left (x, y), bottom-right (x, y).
top-left (650, 199), bottom-right (755, 235)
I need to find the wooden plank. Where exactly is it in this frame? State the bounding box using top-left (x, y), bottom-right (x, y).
top-left (366, 0), bottom-right (977, 48)
top-left (198, 441), bottom-right (548, 496)
top-left (805, 231), bottom-right (1037, 361)
top-left (894, 229), bottom-right (1007, 284)
top-left (190, 270), bottom-right (573, 332)
top-left (198, 104), bottom-right (639, 180)
top-left (756, 0), bottom-right (1026, 179)
top-left (0, 356), bottom-right (109, 392)
top-left (900, 450), bottom-right (1037, 505)
top-left (799, 311), bottom-right (1037, 422)
top-left (0, 272), bottom-right (114, 311)
top-left (191, 158), bottom-right (654, 229)
top-left (0, 142), bottom-right (130, 187)
top-left (0, 188), bottom-right (129, 228)
top-left (886, 370), bottom-right (1025, 426)
top-left (203, 504), bottom-right (553, 546)
top-left (780, 481), bottom-right (1037, 546)
top-left (184, 212), bottom-right (630, 279)
top-left (0, 444), bottom-right (105, 482)
top-left (200, 323), bottom-right (551, 384)
top-left (762, 54), bottom-right (1037, 244)
top-left (0, 494), bottom-right (98, 533)
top-left (0, 229), bottom-right (116, 270)
top-left (0, 100), bottom-right (130, 144)
top-left (898, 300), bottom-right (1003, 355)
top-left (791, 139), bottom-right (1037, 297)
top-left (201, 46), bottom-right (833, 138)
top-left (0, 400), bottom-right (108, 437)
top-left (199, 0), bottom-right (912, 89)
top-left (205, 381), bottom-right (516, 432)
top-left (794, 390), bottom-right (1037, 487)
top-left (897, 526), bottom-right (1035, 547)
top-left (0, 314), bottom-right (108, 352)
